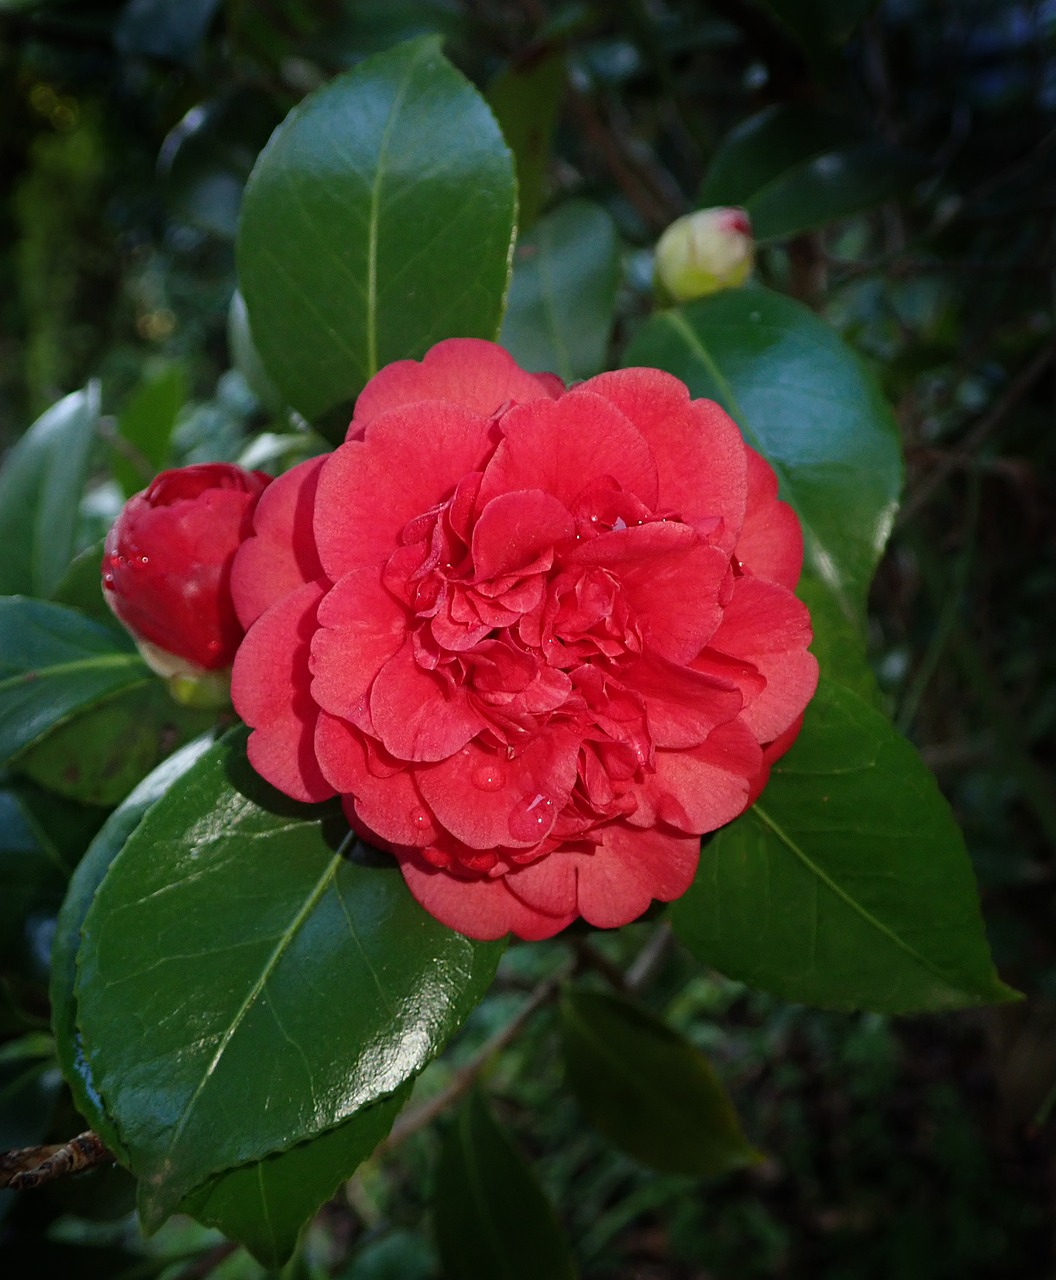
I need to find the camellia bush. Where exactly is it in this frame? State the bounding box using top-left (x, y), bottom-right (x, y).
top-left (2, 6), bottom-right (1044, 1277)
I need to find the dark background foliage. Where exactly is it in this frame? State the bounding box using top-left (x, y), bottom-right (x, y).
top-left (1, 0), bottom-right (1054, 1276)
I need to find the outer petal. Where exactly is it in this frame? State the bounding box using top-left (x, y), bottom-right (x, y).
top-left (708, 576), bottom-right (818, 741)
top-left (478, 392), bottom-right (660, 513)
top-left (314, 402), bottom-right (497, 581)
top-left (398, 855), bottom-right (577, 941)
top-left (734, 447), bottom-right (803, 588)
top-left (310, 566), bottom-right (408, 727)
top-left (636, 719), bottom-right (761, 833)
top-left (581, 369), bottom-right (747, 549)
top-left (350, 337), bottom-right (563, 434)
top-left (575, 824), bottom-right (701, 929)
top-left (231, 456), bottom-right (327, 630)
top-left (231, 581), bottom-right (335, 803)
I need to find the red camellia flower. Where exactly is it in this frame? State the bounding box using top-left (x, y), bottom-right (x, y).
top-left (103, 463), bottom-right (271, 676)
top-left (230, 339), bottom-right (817, 940)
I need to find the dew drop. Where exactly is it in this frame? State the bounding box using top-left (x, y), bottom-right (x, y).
top-left (508, 792), bottom-right (555, 842)
top-left (472, 762), bottom-right (507, 792)
top-left (409, 807), bottom-right (431, 830)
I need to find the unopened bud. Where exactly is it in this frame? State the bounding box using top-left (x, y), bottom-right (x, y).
top-left (655, 207), bottom-right (754, 302)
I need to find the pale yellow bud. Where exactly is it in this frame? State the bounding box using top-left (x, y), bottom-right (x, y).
top-left (654, 207), bottom-right (754, 302)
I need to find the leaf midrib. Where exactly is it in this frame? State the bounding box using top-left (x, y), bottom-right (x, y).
top-left (160, 832), bottom-right (356, 1168)
top-left (0, 651), bottom-right (145, 697)
top-left (749, 800), bottom-right (964, 996)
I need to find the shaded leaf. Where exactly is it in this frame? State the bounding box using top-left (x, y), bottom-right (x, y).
top-left (500, 200), bottom-right (620, 383)
top-left (487, 50), bottom-right (566, 231)
top-left (74, 729), bottom-right (504, 1225)
top-left (560, 988), bottom-right (759, 1176)
top-left (181, 1089), bottom-right (409, 1269)
top-left (17, 679), bottom-right (213, 807)
top-left (0, 599), bottom-right (147, 768)
top-left (161, 91), bottom-right (282, 240)
top-left (671, 679), bottom-right (1017, 1013)
top-left (560, 988), bottom-right (757, 1177)
top-left (0, 385), bottom-right (99, 598)
top-left (434, 1089), bottom-right (577, 1280)
top-left (112, 365), bottom-right (187, 496)
top-left (699, 105), bottom-right (925, 241)
top-left (238, 36), bottom-right (517, 430)
top-left (623, 288), bottom-right (901, 619)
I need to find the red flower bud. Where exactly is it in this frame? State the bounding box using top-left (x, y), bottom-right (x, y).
top-left (102, 464), bottom-right (272, 677)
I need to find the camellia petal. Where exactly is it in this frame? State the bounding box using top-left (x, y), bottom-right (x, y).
top-left (231, 455), bottom-right (326, 630)
top-left (227, 339), bottom-right (817, 941)
top-left (349, 336), bottom-right (562, 433)
top-left (231, 581), bottom-right (335, 803)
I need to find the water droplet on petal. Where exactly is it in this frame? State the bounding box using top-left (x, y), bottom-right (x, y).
top-left (472, 762), bottom-right (507, 792)
top-left (508, 792), bottom-right (555, 842)
top-left (409, 807), bottom-right (431, 830)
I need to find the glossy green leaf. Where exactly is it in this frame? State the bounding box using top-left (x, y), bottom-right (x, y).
top-left (17, 680), bottom-right (212, 807)
top-left (0, 385), bottom-right (99, 598)
top-left (500, 200), bottom-right (620, 383)
top-left (0, 788), bottom-right (71, 965)
top-left (797, 572), bottom-right (883, 709)
top-left (623, 288), bottom-right (901, 618)
top-left (671, 679), bottom-right (1016, 1013)
top-left (51, 737), bottom-right (219, 1157)
top-left (228, 290), bottom-right (285, 415)
top-left (487, 51), bottom-right (566, 231)
top-left (50, 733), bottom-right (403, 1265)
top-left (698, 105), bottom-right (925, 241)
top-left (238, 37), bottom-right (517, 428)
top-left (112, 365), bottom-right (187, 496)
top-left (559, 989), bottom-right (759, 1176)
top-left (74, 729), bottom-right (503, 1225)
top-left (182, 1088), bottom-right (408, 1269)
top-left (0, 599), bottom-right (147, 768)
top-left (434, 1089), bottom-right (577, 1280)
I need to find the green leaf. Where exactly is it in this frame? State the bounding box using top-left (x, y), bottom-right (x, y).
top-left (487, 51), bottom-right (566, 231)
top-left (17, 679), bottom-right (213, 807)
top-left (51, 539), bottom-right (112, 623)
top-left (797, 572), bottom-right (883, 709)
top-left (238, 36), bottom-right (517, 430)
top-left (559, 988), bottom-right (759, 1176)
top-left (623, 288), bottom-right (901, 618)
top-left (113, 365), bottom-right (187, 496)
top-left (698, 105), bottom-right (925, 241)
top-left (671, 679), bottom-right (1017, 1013)
top-left (500, 200), bottom-right (620, 383)
top-left (51, 735), bottom-right (218, 1160)
top-left (434, 1089), bottom-right (578, 1280)
top-left (0, 384), bottom-right (100, 598)
top-left (74, 729), bottom-right (503, 1225)
top-left (0, 788), bottom-right (71, 966)
top-left (51, 733), bottom-right (403, 1266)
top-left (0, 598), bottom-right (147, 768)
top-left (181, 1089), bottom-right (408, 1269)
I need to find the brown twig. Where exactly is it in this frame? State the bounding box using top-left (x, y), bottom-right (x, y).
top-left (0, 1131), bottom-right (114, 1191)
